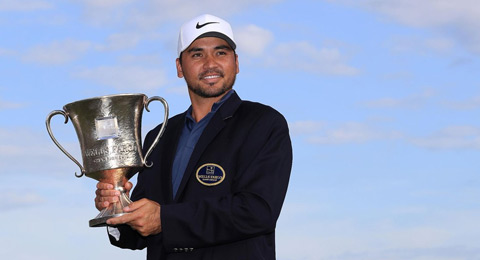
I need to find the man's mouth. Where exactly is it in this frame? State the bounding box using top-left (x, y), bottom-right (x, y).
top-left (199, 70), bottom-right (224, 81)
top-left (203, 75), bottom-right (221, 80)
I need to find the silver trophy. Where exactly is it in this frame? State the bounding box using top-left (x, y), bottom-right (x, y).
top-left (46, 94), bottom-right (168, 227)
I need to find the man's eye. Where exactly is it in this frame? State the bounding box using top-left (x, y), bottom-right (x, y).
top-left (192, 53), bottom-right (202, 58)
top-left (217, 51), bottom-right (226, 56)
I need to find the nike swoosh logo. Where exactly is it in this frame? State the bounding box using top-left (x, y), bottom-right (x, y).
top-left (196, 22), bottom-right (219, 29)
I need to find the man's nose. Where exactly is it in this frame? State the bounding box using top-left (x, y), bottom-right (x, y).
top-left (203, 54), bottom-right (219, 69)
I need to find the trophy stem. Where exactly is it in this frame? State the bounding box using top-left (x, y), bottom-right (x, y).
top-left (89, 186), bottom-right (132, 227)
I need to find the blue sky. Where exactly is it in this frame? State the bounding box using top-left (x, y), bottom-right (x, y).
top-left (1, 0), bottom-right (480, 259)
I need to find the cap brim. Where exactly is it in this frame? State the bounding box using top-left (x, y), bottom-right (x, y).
top-left (194, 32), bottom-right (236, 51)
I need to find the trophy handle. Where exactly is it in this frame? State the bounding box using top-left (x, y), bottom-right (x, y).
top-left (143, 96), bottom-right (169, 167)
top-left (46, 110), bottom-right (85, 178)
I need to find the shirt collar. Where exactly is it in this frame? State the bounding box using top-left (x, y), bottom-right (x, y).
top-left (185, 89), bottom-right (235, 124)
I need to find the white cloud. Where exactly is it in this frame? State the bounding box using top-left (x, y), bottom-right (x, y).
top-left (71, 0), bottom-right (135, 25)
top-left (74, 66), bottom-right (168, 91)
top-left (291, 120), bottom-right (403, 145)
top-left (292, 119), bottom-right (480, 150)
top-left (0, 128), bottom-right (53, 157)
top-left (232, 24), bottom-right (358, 76)
top-left (20, 33), bottom-right (153, 65)
top-left (424, 37), bottom-right (456, 52)
top-left (74, 0), bottom-right (282, 29)
top-left (79, 0), bottom-right (134, 8)
top-left (22, 39), bottom-right (92, 65)
top-left (236, 25), bottom-right (274, 57)
top-left (409, 125), bottom-right (480, 150)
top-left (289, 120), bottom-right (324, 136)
top-left (308, 121), bottom-right (402, 144)
top-left (443, 96), bottom-right (480, 110)
top-left (0, 47), bottom-right (16, 56)
top-left (117, 54), bottom-right (164, 65)
top-left (0, 0), bottom-right (52, 11)
top-left (356, 0), bottom-right (480, 28)
top-left (364, 89), bottom-right (435, 109)
top-left (328, 0), bottom-right (480, 54)
top-left (0, 127), bottom-right (80, 176)
top-left (0, 99), bottom-right (24, 110)
top-left (278, 200), bottom-right (480, 260)
top-left (390, 35), bottom-right (455, 54)
top-left (3, 192), bottom-right (45, 210)
top-left (95, 32), bottom-right (142, 51)
top-left (267, 41), bottom-right (359, 76)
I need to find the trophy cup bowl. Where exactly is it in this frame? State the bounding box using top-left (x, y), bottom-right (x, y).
top-left (46, 94), bottom-right (168, 227)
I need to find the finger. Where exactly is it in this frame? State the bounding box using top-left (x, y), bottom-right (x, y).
top-left (96, 200), bottom-right (110, 210)
top-left (96, 182), bottom-right (114, 190)
top-left (106, 211), bottom-right (136, 226)
top-left (96, 195), bottom-right (119, 203)
top-left (94, 197), bottom-right (111, 211)
top-left (95, 188), bottom-right (121, 197)
top-left (123, 199), bottom-right (148, 212)
top-left (94, 193), bottom-right (121, 211)
top-left (124, 181), bottom-right (133, 191)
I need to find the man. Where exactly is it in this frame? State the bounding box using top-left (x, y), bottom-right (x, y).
top-left (95, 14), bottom-right (292, 259)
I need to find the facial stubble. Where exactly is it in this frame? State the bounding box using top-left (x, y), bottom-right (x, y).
top-left (186, 69), bottom-right (236, 98)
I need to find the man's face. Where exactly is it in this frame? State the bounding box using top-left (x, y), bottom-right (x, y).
top-left (176, 37), bottom-right (239, 98)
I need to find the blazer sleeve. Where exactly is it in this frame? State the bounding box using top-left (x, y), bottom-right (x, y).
top-left (161, 108), bottom-right (293, 250)
top-left (107, 180), bottom-right (148, 250)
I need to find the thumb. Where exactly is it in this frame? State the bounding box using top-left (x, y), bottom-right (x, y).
top-left (123, 198), bottom-right (147, 212)
top-left (124, 181), bottom-right (133, 192)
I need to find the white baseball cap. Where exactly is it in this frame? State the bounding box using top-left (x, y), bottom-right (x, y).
top-left (177, 14), bottom-right (236, 57)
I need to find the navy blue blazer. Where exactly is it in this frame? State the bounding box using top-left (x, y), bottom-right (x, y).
top-left (109, 92), bottom-right (293, 260)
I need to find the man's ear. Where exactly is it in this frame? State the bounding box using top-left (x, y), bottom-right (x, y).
top-left (235, 54), bottom-right (239, 74)
top-left (176, 58), bottom-right (184, 78)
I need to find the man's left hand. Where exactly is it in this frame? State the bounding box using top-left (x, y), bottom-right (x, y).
top-left (106, 198), bottom-right (162, 237)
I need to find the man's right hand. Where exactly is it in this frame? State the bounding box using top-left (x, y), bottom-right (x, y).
top-left (94, 181), bottom-right (133, 211)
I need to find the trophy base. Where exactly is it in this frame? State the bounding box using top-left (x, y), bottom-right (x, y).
top-left (89, 213), bottom-right (126, 227)
top-left (89, 187), bottom-right (132, 227)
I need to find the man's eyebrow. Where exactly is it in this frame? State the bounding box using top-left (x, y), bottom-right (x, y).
top-left (215, 45), bottom-right (232, 51)
top-left (187, 47), bottom-right (203, 53)
top-left (187, 45), bottom-right (232, 53)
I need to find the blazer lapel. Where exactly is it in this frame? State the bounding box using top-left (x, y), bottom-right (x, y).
top-left (173, 92), bottom-right (242, 201)
top-left (154, 113), bottom-right (185, 204)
